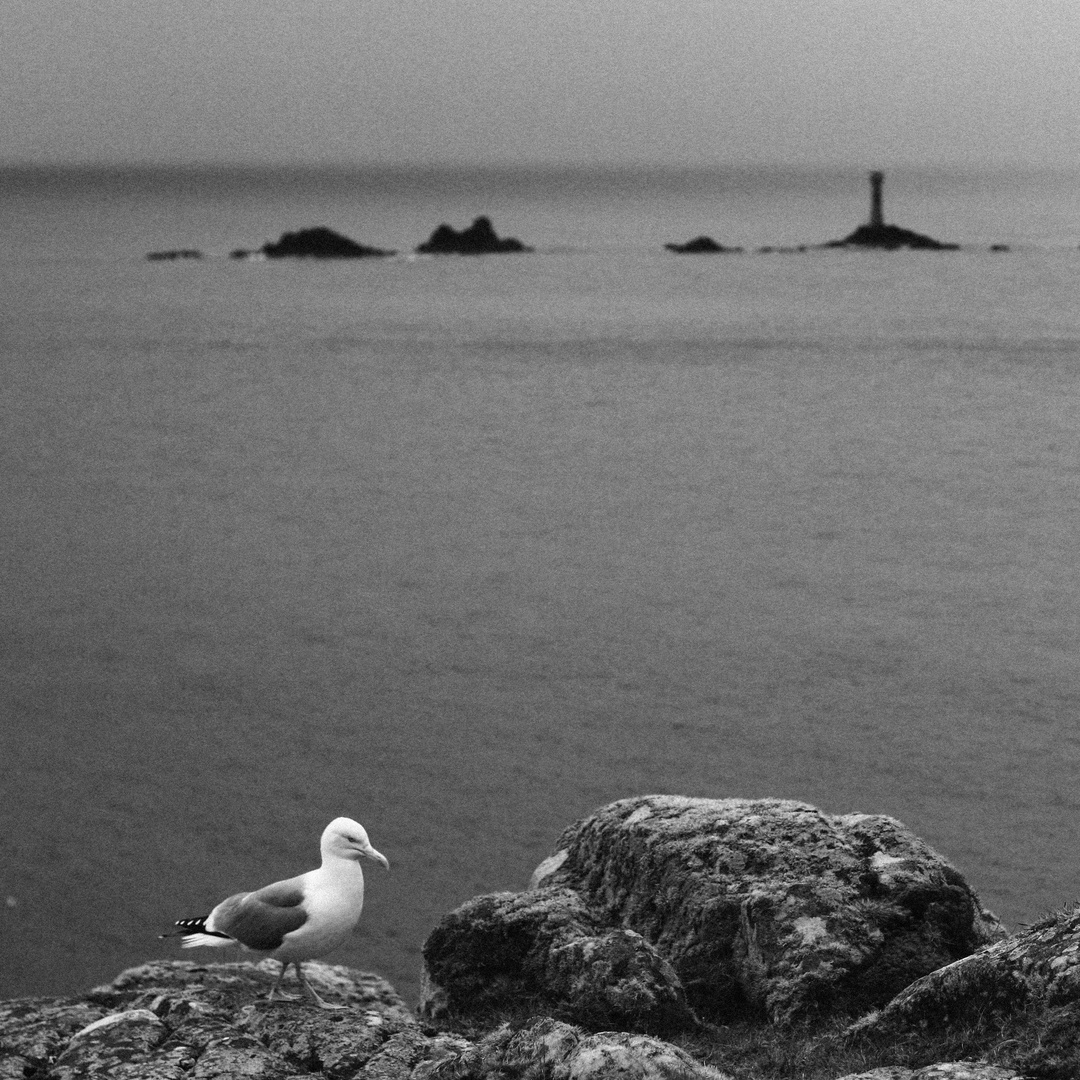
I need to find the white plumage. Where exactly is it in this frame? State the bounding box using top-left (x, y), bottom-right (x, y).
top-left (165, 817), bottom-right (389, 1008)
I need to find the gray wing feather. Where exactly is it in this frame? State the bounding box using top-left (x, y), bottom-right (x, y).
top-left (210, 879), bottom-right (308, 951)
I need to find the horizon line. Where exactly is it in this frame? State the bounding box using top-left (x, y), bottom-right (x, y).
top-left (1, 156), bottom-right (1075, 177)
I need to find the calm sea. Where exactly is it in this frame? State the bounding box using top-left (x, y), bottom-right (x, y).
top-left (2, 164), bottom-right (1079, 1006)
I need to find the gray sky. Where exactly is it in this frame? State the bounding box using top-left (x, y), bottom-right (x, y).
top-left (3, 0), bottom-right (1078, 168)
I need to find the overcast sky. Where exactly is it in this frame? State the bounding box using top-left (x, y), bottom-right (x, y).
top-left (3, 0), bottom-right (1078, 169)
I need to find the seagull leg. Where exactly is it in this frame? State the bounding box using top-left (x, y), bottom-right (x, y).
top-left (296, 962), bottom-right (347, 1010)
top-left (266, 960), bottom-right (299, 1003)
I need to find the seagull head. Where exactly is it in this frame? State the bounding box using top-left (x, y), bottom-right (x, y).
top-left (323, 817), bottom-right (390, 869)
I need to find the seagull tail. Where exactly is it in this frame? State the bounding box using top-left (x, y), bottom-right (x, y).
top-left (179, 932), bottom-right (235, 949)
top-left (160, 916), bottom-right (234, 948)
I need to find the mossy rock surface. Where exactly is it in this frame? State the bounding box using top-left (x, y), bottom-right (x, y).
top-left (424, 795), bottom-right (1005, 1028)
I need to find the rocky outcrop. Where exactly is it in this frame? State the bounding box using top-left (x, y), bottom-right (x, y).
top-left (539, 797), bottom-right (1005, 1022)
top-left (826, 171), bottom-right (959, 251)
top-left (824, 223), bottom-right (959, 251)
top-left (0, 961), bottom-right (731, 1080)
top-left (845, 905), bottom-right (1080, 1076)
top-left (249, 226), bottom-right (395, 258)
top-left (0, 960), bottom-right (418, 1080)
top-left (417, 1016), bottom-right (732, 1079)
top-left (415, 217), bottom-right (532, 255)
top-left (422, 796), bottom-right (1004, 1029)
top-left (5, 954), bottom-right (1050, 1079)
top-left (19, 796), bottom-right (1080, 1079)
top-left (664, 236), bottom-right (743, 254)
top-left (421, 888), bottom-right (698, 1035)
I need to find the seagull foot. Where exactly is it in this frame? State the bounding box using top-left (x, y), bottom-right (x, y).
top-left (303, 986), bottom-right (348, 1009)
top-left (298, 981), bottom-right (347, 1009)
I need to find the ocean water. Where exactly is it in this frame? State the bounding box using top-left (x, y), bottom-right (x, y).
top-left (2, 164), bottom-right (1080, 1005)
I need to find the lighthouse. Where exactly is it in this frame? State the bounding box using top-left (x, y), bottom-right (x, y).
top-left (828, 170), bottom-right (958, 249)
top-left (869, 171), bottom-right (885, 228)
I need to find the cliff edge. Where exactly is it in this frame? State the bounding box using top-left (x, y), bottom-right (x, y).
top-left (8, 797), bottom-right (1080, 1079)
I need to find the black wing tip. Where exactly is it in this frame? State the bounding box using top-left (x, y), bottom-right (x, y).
top-left (162, 916), bottom-right (209, 937)
top-left (160, 916), bottom-right (232, 940)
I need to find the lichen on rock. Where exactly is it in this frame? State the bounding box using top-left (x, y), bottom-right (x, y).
top-left (833, 1064), bottom-right (1023, 1079)
top-left (846, 903), bottom-right (1080, 1053)
top-left (414, 1016), bottom-right (733, 1080)
top-left (420, 887), bottom-right (698, 1035)
top-left (0, 961), bottom-right (734, 1080)
top-left (0, 961), bottom-right (416, 1080)
top-left (423, 795), bottom-right (1004, 1029)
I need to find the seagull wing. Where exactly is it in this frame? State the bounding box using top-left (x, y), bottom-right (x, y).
top-left (208, 877), bottom-right (308, 951)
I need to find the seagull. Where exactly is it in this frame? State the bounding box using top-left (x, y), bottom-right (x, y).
top-left (163, 817), bottom-right (389, 1008)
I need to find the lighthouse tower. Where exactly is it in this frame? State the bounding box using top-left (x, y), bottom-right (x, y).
top-left (869, 171), bottom-right (885, 228)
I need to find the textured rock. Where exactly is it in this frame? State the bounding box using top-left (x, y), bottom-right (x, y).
top-left (50, 1009), bottom-right (178, 1079)
top-left (360, 1029), bottom-right (467, 1080)
top-left (0, 999), bottom-right (109, 1078)
top-left (834, 1065), bottom-right (1022, 1080)
top-left (847, 905), bottom-right (1080, 1043)
top-left (420, 887), bottom-right (698, 1034)
top-left (0, 961), bottom-right (416, 1080)
top-left (414, 1016), bottom-right (733, 1080)
top-left (96, 958), bottom-right (413, 1017)
top-left (528, 796), bottom-right (1004, 1024)
top-left (260, 226), bottom-right (395, 258)
top-left (415, 216), bottom-right (532, 254)
top-left (0, 960), bottom-right (739, 1079)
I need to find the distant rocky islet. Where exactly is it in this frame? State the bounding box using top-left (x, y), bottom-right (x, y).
top-left (667, 173), bottom-right (962, 253)
top-left (414, 215), bottom-right (533, 255)
top-left (149, 216), bottom-right (530, 262)
top-left (146, 172), bottom-right (1007, 262)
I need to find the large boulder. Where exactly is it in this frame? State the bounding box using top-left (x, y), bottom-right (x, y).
top-left (846, 905), bottom-right (1080, 1076)
top-left (423, 796), bottom-right (1004, 1028)
top-left (541, 796), bottom-right (1005, 1022)
top-left (415, 216), bottom-right (532, 255)
top-left (421, 888), bottom-right (698, 1035)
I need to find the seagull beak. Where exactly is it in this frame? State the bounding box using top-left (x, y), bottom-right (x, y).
top-left (362, 845), bottom-right (390, 870)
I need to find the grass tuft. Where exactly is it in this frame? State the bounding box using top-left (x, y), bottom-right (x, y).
top-left (423, 997), bottom-right (1080, 1079)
